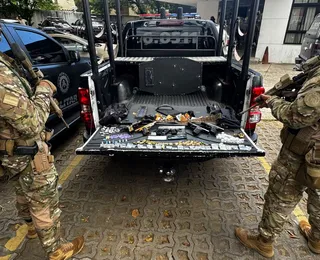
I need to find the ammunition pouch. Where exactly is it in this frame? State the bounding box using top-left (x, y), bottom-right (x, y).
top-left (296, 144), bottom-right (320, 189)
top-left (280, 126), bottom-right (315, 156)
top-left (306, 144), bottom-right (320, 178)
top-left (281, 125), bottom-right (320, 188)
top-left (0, 140), bottom-right (38, 156)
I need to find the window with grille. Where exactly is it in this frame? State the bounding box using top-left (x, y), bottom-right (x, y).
top-left (284, 0), bottom-right (320, 44)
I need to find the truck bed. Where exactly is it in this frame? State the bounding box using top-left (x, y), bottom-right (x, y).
top-left (76, 92), bottom-right (264, 159)
top-left (125, 91), bottom-right (210, 123)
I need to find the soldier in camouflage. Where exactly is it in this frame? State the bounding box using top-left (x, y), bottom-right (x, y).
top-left (0, 29), bottom-right (84, 260)
top-left (235, 58), bottom-right (320, 258)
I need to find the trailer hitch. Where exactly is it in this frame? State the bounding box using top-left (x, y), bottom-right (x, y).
top-left (159, 164), bottom-right (176, 182)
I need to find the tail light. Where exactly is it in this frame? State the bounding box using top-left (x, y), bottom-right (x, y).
top-left (78, 88), bottom-right (94, 129)
top-left (245, 86), bottom-right (265, 131)
top-left (78, 88), bottom-right (90, 105)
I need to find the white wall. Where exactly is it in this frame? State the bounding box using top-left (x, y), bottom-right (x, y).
top-left (197, 0), bottom-right (219, 20)
top-left (256, 0), bottom-right (301, 63)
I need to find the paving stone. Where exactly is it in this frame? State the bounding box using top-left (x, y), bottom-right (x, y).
top-left (2, 79), bottom-right (319, 260)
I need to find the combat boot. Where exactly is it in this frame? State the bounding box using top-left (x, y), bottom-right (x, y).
top-left (26, 222), bottom-right (37, 239)
top-left (49, 236), bottom-right (84, 260)
top-left (235, 227), bottom-right (274, 258)
top-left (299, 220), bottom-right (320, 254)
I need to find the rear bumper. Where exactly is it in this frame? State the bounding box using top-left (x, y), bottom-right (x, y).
top-left (76, 147), bottom-right (265, 159)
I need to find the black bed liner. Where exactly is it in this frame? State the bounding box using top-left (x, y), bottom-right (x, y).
top-left (124, 91), bottom-right (211, 124)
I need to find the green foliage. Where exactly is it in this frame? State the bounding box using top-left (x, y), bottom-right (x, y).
top-left (74, 0), bottom-right (84, 12)
top-left (0, 0), bottom-right (59, 25)
top-left (73, 0), bottom-right (178, 15)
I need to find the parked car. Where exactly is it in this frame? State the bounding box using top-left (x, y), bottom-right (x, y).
top-left (49, 32), bottom-right (119, 64)
top-left (72, 16), bottom-right (117, 43)
top-left (38, 17), bottom-right (74, 34)
top-left (295, 13), bottom-right (320, 70)
top-left (72, 16), bottom-right (104, 38)
top-left (0, 21), bottom-right (91, 138)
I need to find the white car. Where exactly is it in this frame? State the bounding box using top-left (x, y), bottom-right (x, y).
top-left (50, 33), bottom-right (118, 64)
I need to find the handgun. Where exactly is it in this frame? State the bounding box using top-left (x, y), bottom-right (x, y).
top-left (187, 122), bottom-right (209, 136)
top-left (200, 122), bottom-right (224, 136)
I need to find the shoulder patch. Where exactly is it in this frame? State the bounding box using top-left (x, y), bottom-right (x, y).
top-left (3, 93), bottom-right (19, 107)
top-left (304, 92), bottom-right (320, 108)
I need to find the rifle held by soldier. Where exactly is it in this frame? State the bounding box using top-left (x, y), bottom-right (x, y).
top-left (239, 55), bottom-right (320, 116)
top-left (11, 43), bottom-right (69, 128)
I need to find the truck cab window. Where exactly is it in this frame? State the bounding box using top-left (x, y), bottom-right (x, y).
top-left (16, 29), bottom-right (66, 64)
top-left (0, 33), bottom-right (14, 58)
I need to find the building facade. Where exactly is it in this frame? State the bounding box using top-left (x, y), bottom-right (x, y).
top-left (159, 0), bottom-right (320, 64)
top-left (256, 0), bottom-right (320, 63)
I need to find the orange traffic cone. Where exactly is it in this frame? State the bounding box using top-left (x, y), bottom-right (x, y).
top-left (262, 46), bottom-right (269, 64)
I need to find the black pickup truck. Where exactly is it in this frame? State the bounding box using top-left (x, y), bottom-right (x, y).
top-left (0, 21), bottom-right (91, 137)
top-left (76, 2), bottom-right (265, 162)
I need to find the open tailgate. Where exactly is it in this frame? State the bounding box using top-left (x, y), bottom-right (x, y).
top-left (76, 125), bottom-right (265, 158)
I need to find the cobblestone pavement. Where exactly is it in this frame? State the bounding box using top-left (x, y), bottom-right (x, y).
top-left (0, 65), bottom-right (318, 260)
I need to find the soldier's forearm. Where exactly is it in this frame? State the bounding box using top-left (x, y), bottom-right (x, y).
top-left (266, 96), bottom-right (298, 128)
top-left (266, 96), bottom-right (318, 129)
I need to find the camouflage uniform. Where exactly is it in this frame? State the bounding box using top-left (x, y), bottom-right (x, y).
top-left (258, 67), bottom-right (320, 241)
top-left (0, 54), bottom-right (61, 253)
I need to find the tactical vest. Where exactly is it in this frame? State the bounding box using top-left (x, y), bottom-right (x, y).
top-left (0, 53), bottom-right (38, 155)
top-left (0, 53), bottom-right (33, 97)
top-left (281, 124), bottom-right (320, 188)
